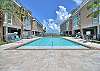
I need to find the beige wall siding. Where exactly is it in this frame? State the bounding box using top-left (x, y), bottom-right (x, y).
top-left (32, 21), bottom-right (38, 31)
top-left (80, 1), bottom-right (99, 29)
top-left (32, 20), bottom-right (43, 33)
top-left (0, 22), bottom-right (3, 40)
top-left (80, 3), bottom-right (93, 29)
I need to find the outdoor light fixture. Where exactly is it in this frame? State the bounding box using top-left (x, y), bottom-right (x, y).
top-left (33, 19), bottom-right (36, 21)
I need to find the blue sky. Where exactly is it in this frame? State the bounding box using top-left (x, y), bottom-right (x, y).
top-left (20, 0), bottom-right (82, 33)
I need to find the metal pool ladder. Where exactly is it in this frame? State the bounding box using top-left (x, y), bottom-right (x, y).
top-left (52, 41), bottom-right (53, 46)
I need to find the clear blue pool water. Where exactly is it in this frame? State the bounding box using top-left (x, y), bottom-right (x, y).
top-left (19, 37), bottom-right (86, 49)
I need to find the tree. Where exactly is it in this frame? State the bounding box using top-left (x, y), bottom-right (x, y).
top-left (0, 10), bottom-right (4, 41)
top-left (0, 0), bottom-right (14, 12)
top-left (87, 0), bottom-right (100, 18)
top-left (0, 0), bottom-right (14, 41)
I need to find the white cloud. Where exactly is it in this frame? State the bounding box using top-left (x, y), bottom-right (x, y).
top-left (48, 19), bottom-right (60, 32)
top-left (73, 0), bottom-right (83, 5)
top-left (48, 19), bottom-right (55, 30)
top-left (42, 6), bottom-right (71, 33)
top-left (48, 19), bottom-right (54, 22)
top-left (42, 20), bottom-right (47, 26)
top-left (56, 6), bottom-right (71, 25)
top-left (42, 19), bottom-right (60, 33)
top-left (42, 20), bottom-right (47, 29)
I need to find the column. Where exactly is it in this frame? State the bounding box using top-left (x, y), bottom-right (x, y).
top-left (97, 25), bottom-right (100, 34)
top-left (4, 12), bottom-right (8, 41)
top-left (0, 11), bottom-right (3, 41)
top-left (33, 31), bottom-right (36, 36)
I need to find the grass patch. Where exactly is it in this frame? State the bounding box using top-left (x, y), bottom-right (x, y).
top-left (0, 41), bottom-right (8, 45)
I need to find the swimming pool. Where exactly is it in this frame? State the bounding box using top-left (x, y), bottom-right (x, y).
top-left (18, 37), bottom-right (87, 49)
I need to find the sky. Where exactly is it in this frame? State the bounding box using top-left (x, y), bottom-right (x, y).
top-left (19, 0), bottom-right (83, 33)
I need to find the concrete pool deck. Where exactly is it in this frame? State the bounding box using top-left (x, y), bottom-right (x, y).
top-left (63, 37), bottom-right (100, 49)
top-left (0, 37), bottom-right (41, 50)
top-left (0, 37), bottom-right (100, 71)
top-left (0, 49), bottom-right (100, 71)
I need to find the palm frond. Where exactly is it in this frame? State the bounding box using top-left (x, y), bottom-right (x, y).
top-left (87, 0), bottom-right (100, 18)
top-left (87, 10), bottom-right (100, 18)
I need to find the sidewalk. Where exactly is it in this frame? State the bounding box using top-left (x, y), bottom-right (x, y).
top-left (63, 37), bottom-right (100, 49)
top-left (0, 37), bottom-right (41, 50)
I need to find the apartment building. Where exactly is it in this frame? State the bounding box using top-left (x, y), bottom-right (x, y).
top-left (13, 0), bottom-right (33, 38)
top-left (60, 16), bottom-right (73, 36)
top-left (23, 11), bottom-right (32, 38)
top-left (0, 0), bottom-right (33, 41)
top-left (78, 0), bottom-right (100, 39)
top-left (60, 0), bottom-right (100, 39)
top-left (69, 16), bottom-right (73, 34)
top-left (71, 10), bottom-right (80, 34)
top-left (2, 0), bottom-right (22, 41)
top-left (60, 20), bottom-right (67, 35)
top-left (32, 18), bottom-right (44, 36)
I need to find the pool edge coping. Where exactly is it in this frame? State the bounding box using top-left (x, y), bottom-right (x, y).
top-left (63, 37), bottom-right (100, 50)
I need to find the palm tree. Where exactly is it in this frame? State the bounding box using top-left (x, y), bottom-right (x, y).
top-left (0, 0), bottom-right (14, 41)
top-left (0, 0), bottom-right (14, 12)
top-left (87, 0), bottom-right (100, 18)
top-left (0, 10), bottom-right (4, 41)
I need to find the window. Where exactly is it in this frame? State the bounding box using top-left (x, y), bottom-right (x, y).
top-left (73, 15), bottom-right (79, 30)
top-left (8, 13), bottom-right (11, 19)
top-left (93, 15), bottom-right (99, 24)
top-left (7, 12), bottom-right (12, 24)
top-left (4, 13), bottom-right (7, 23)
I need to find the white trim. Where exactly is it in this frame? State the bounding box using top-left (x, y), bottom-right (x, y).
top-left (72, 0), bottom-right (90, 15)
top-left (3, 24), bottom-right (21, 29)
top-left (13, 0), bottom-right (21, 7)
